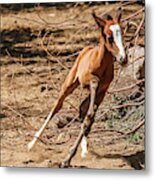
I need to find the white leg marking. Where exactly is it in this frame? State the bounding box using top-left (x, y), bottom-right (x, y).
top-left (81, 136), bottom-right (88, 158)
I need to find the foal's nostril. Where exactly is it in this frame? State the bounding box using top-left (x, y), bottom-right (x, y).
top-left (124, 55), bottom-right (128, 64)
top-left (120, 56), bottom-right (128, 65)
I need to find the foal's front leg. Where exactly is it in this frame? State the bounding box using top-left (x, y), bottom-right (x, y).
top-left (61, 77), bottom-right (99, 167)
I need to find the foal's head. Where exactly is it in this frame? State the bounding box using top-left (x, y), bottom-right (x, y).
top-left (92, 11), bottom-right (128, 65)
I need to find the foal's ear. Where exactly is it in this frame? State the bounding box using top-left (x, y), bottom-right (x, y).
top-left (92, 11), bottom-right (105, 27)
top-left (116, 9), bottom-right (122, 23)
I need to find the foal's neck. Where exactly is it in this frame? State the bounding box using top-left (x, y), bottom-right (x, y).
top-left (99, 28), bottom-right (114, 66)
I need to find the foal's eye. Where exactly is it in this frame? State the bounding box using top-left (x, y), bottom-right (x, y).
top-left (108, 36), bottom-right (113, 44)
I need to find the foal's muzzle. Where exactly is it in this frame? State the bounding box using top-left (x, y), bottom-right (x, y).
top-left (120, 55), bottom-right (128, 65)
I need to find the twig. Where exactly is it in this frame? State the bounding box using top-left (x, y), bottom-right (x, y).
top-left (91, 127), bottom-right (125, 135)
top-left (63, 115), bottom-right (79, 129)
top-left (36, 11), bottom-right (79, 25)
top-left (126, 117), bottom-right (145, 135)
top-left (109, 100), bottom-right (144, 110)
top-left (96, 100), bottom-right (144, 121)
top-left (134, 14), bottom-right (145, 37)
top-left (40, 30), bottom-right (69, 71)
top-left (92, 116), bottom-right (145, 141)
top-left (60, 51), bottom-right (79, 60)
top-left (125, 14), bottom-right (144, 42)
top-left (134, 94), bottom-right (145, 102)
top-left (121, 0), bottom-right (139, 7)
top-left (100, 0), bottom-right (137, 17)
top-left (121, 108), bottom-right (136, 122)
top-left (1, 103), bottom-right (35, 131)
top-left (128, 55), bottom-right (144, 66)
top-left (108, 79), bottom-right (144, 93)
top-left (122, 7), bottom-right (145, 22)
top-left (10, 15), bottom-right (44, 25)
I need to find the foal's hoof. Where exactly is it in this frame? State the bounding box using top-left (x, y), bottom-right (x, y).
top-left (60, 161), bottom-right (71, 168)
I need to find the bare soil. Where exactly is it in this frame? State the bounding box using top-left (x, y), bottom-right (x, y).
top-left (0, 2), bottom-right (145, 169)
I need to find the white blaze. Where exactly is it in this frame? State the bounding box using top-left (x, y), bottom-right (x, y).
top-left (110, 24), bottom-right (125, 59)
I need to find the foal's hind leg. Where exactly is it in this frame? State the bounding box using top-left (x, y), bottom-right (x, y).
top-left (51, 79), bottom-right (79, 116)
top-left (61, 77), bottom-right (99, 167)
top-left (28, 79), bottom-right (79, 151)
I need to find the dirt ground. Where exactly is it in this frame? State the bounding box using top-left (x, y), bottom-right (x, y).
top-left (0, 2), bottom-right (145, 169)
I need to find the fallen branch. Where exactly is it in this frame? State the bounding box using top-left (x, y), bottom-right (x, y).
top-left (90, 116), bottom-right (145, 141)
top-left (134, 14), bottom-right (145, 37)
top-left (108, 79), bottom-right (144, 93)
top-left (125, 13), bottom-right (144, 42)
top-left (126, 116), bottom-right (145, 135)
top-left (122, 7), bottom-right (145, 22)
top-left (108, 100), bottom-right (144, 110)
top-left (128, 55), bottom-right (144, 66)
top-left (96, 99), bottom-right (144, 121)
top-left (91, 127), bottom-right (125, 135)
